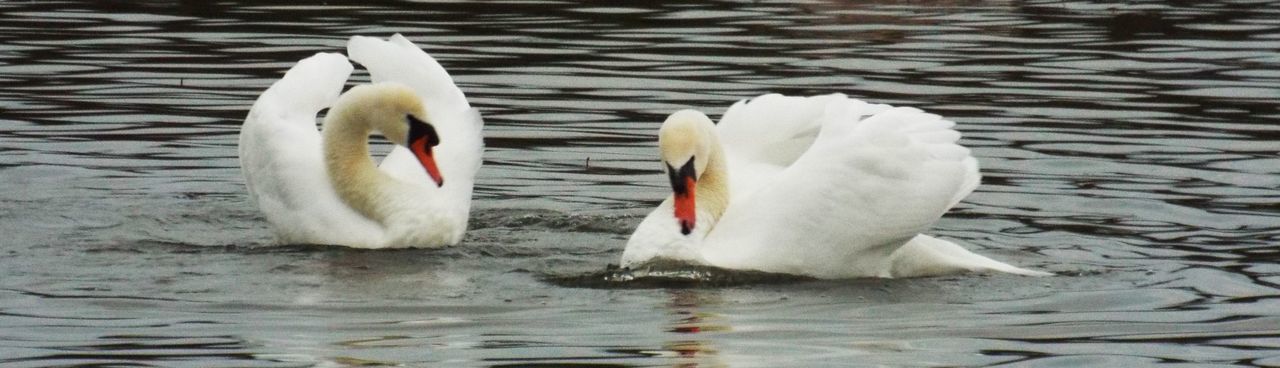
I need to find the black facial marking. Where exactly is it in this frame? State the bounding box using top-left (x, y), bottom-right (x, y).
top-left (666, 156), bottom-right (697, 196)
top-left (407, 115), bottom-right (440, 147)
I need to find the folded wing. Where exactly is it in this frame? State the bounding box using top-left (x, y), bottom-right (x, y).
top-left (702, 95), bottom-right (980, 278)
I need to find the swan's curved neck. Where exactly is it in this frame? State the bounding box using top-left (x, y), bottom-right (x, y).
top-left (697, 134), bottom-right (730, 227)
top-left (322, 99), bottom-right (397, 224)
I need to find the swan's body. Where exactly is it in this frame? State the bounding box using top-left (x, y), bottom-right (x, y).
top-left (623, 94), bottom-right (1049, 278)
top-left (239, 35), bottom-right (482, 248)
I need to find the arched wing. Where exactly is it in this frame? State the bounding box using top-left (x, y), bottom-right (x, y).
top-left (239, 53), bottom-right (384, 244)
top-left (346, 34), bottom-right (484, 196)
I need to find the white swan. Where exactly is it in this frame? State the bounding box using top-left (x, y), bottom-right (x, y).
top-left (622, 94), bottom-right (1050, 278)
top-left (239, 34), bottom-right (483, 248)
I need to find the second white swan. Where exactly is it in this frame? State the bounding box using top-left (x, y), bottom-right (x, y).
top-left (622, 94), bottom-right (1050, 278)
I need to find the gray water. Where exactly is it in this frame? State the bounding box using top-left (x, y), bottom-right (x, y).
top-left (2, 0), bottom-right (1279, 366)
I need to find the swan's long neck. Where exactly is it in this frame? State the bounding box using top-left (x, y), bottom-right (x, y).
top-left (322, 98), bottom-right (397, 225)
top-left (697, 133), bottom-right (730, 228)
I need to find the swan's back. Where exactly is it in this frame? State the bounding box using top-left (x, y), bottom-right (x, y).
top-left (703, 95), bottom-right (982, 278)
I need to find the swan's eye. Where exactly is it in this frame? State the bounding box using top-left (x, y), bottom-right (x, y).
top-left (406, 115), bottom-right (440, 147)
top-left (666, 156), bottom-right (697, 195)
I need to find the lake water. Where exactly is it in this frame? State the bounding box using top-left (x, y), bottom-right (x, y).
top-left (2, 0), bottom-right (1279, 366)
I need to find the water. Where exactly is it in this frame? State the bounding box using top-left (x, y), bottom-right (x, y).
top-left (2, 0), bottom-right (1279, 366)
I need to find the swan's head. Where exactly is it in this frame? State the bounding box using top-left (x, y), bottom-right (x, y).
top-left (347, 83), bottom-right (445, 187)
top-left (658, 109), bottom-right (715, 235)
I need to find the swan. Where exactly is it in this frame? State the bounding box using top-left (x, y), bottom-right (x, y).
top-left (622, 94), bottom-right (1050, 278)
top-left (239, 34), bottom-right (483, 248)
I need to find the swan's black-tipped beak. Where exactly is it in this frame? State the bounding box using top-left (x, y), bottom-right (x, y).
top-left (408, 115), bottom-right (444, 187)
top-left (667, 157), bottom-right (697, 235)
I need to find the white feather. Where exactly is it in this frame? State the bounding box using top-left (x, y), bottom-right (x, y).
top-left (238, 35), bottom-right (482, 248)
top-left (625, 94), bottom-right (1049, 278)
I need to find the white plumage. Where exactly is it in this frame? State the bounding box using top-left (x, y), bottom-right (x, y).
top-left (239, 34), bottom-right (482, 248)
top-left (623, 94), bottom-right (1049, 278)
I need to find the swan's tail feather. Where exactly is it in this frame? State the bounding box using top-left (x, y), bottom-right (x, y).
top-left (890, 235), bottom-right (1053, 278)
top-left (952, 157), bottom-right (981, 209)
top-left (994, 264), bottom-right (1055, 277)
top-left (255, 52), bottom-right (353, 120)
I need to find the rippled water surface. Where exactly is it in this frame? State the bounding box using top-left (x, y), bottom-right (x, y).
top-left (2, 0), bottom-right (1279, 366)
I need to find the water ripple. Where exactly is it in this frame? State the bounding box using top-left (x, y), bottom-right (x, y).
top-left (2, 0), bottom-right (1279, 366)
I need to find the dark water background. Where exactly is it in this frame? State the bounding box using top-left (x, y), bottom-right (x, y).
top-left (2, 0), bottom-right (1279, 366)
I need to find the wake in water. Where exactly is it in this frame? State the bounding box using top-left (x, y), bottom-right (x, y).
top-left (547, 258), bottom-right (815, 289)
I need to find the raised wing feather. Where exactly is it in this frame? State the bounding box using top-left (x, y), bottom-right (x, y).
top-left (347, 34), bottom-right (484, 196)
top-left (348, 34), bottom-right (470, 112)
top-left (716, 94), bottom-right (895, 195)
top-left (238, 53), bottom-right (384, 245)
top-left (717, 94), bottom-right (853, 167)
top-left (240, 52), bottom-right (351, 211)
top-left (702, 96), bottom-right (980, 278)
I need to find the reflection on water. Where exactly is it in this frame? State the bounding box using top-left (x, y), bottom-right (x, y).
top-left (663, 291), bottom-right (727, 367)
top-left (1, 0), bottom-right (1279, 366)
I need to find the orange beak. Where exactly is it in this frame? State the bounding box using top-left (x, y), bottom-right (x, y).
top-left (667, 158), bottom-right (697, 235)
top-left (407, 116), bottom-right (444, 188)
top-left (673, 176), bottom-right (696, 235)
top-left (411, 136), bottom-right (444, 188)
